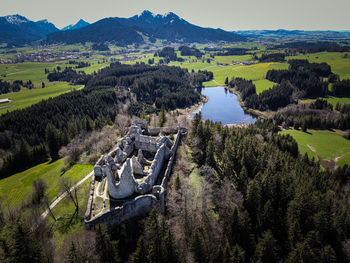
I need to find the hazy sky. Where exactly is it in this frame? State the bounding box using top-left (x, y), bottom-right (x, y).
top-left (0, 0), bottom-right (349, 30)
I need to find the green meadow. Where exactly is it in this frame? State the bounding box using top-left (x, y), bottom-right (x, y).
top-left (287, 52), bottom-right (350, 80)
top-left (253, 79), bottom-right (276, 94)
top-left (202, 62), bottom-right (288, 88)
top-left (0, 61), bottom-right (111, 83)
top-left (0, 158), bottom-right (93, 207)
top-left (0, 62), bottom-right (68, 83)
top-left (214, 55), bottom-right (254, 64)
top-left (280, 129), bottom-right (350, 167)
top-left (48, 179), bottom-right (91, 247)
top-left (300, 97), bottom-right (350, 107)
top-left (0, 82), bottom-right (74, 114)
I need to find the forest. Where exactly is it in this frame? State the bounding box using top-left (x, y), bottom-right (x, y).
top-left (47, 67), bottom-right (90, 84)
top-left (2, 115), bottom-right (350, 262)
top-left (274, 41), bottom-right (350, 53)
top-left (258, 53), bottom-right (285, 63)
top-left (179, 114), bottom-right (350, 262)
top-left (230, 59), bottom-right (345, 111)
top-left (0, 79), bottom-right (34, 94)
top-left (178, 46), bottom-right (203, 58)
top-left (0, 64), bottom-right (212, 178)
top-left (155, 47), bottom-right (179, 61)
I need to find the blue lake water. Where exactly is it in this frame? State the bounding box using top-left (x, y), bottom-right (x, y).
top-left (192, 86), bottom-right (256, 125)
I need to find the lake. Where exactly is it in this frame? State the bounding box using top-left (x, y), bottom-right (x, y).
top-left (190, 86), bottom-right (256, 125)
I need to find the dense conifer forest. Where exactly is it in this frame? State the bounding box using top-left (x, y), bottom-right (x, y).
top-left (2, 115), bottom-right (350, 262)
top-left (0, 64), bottom-right (212, 177)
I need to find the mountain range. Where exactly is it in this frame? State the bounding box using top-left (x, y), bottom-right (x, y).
top-left (0, 15), bottom-right (58, 45)
top-left (236, 29), bottom-right (350, 40)
top-left (61, 19), bottom-right (89, 31)
top-left (1, 12), bottom-right (349, 46)
top-left (44, 11), bottom-right (246, 45)
top-left (0, 11), bottom-right (246, 46)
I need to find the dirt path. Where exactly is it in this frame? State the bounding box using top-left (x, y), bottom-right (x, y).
top-left (307, 144), bottom-right (316, 153)
top-left (41, 171), bottom-right (93, 219)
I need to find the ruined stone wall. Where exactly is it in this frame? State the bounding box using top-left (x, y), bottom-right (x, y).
top-left (161, 130), bottom-right (181, 188)
top-left (85, 126), bottom-right (185, 229)
top-left (106, 159), bottom-right (138, 200)
top-left (134, 134), bottom-right (158, 153)
top-left (85, 194), bottom-right (159, 230)
top-left (85, 174), bottom-right (96, 221)
top-left (136, 144), bottom-right (170, 194)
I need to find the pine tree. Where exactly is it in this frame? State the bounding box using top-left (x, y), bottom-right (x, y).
top-left (95, 225), bottom-right (120, 263)
top-left (146, 210), bottom-right (162, 262)
top-left (190, 228), bottom-right (207, 263)
top-left (175, 173), bottom-right (181, 190)
top-left (45, 123), bottom-right (61, 160)
top-left (225, 77), bottom-right (229, 85)
top-left (133, 235), bottom-right (149, 263)
top-left (205, 139), bottom-right (216, 168)
top-left (158, 105), bottom-right (167, 127)
top-left (9, 221), bottom-right (44, 263)
top-left (65, 242), bottom-right (86, 263)
top-left (254, 230), bottom-right (279, 263)
top-left (162, 228), bottom-right (180, 263)
top-left (16, 139), bottom-right (31, 169)
top-left (231, 245), bottom-right (245, 263)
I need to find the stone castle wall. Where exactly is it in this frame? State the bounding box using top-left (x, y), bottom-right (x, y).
top-left (106, 159), bottom-right (138, 199)
top-left (85, 124), bottom-right (186, 229)
top-left (85, 194), bottom-right (159, 230)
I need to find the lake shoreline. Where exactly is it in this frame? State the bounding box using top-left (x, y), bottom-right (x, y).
top-left (189, 86), bottom-right (257, 125)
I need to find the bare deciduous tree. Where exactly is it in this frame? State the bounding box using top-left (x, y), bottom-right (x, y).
top-left (57, 230), bottom-right (97, 263)
top-left (59, 177), bottom-right (79, 212)
top-left (31, 179), bottom-right (48, 205)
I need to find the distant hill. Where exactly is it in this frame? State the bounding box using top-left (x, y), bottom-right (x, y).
top-left (0, 14), bottom-right (59, 45)
top-left (61, 19), bottom-right (89, 31)
top-left (45, 10), bottom-right (245, 45)
top-left (236, 29), bottom-right (350, 40)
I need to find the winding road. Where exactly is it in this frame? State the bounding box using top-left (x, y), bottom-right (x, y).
top-left (41, 171), bottom-right (93, 218)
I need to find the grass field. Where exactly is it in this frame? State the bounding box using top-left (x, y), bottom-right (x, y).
top-left (287, 52), bottom-right (350, 80)
top-left (280, 129), bottom-right (350, 167)
top-left (202, 62), bottom-right (288, 88)
top-left (0, 82), bottom-right (74, 115)
top-left (325, 97), bottom-right (350, 106)
top-left (0, 61), bottom-right (111, 83)
top-left (0, 62), bottom-right (70, 83)
top-left (125, 51), bottom-right (288, 92)
top-left (48, 179), bottom-right (91, 247)
top-left (0, 159), bottom-right (93, 207)
top-left (214, 55), bottom-right (254, 64)
top-left (253, 79), bottom-right (276, 94)
top-left (300, 96), bottom-right (350, 107)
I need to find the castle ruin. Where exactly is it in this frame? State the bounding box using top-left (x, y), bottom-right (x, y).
top-left (85, 120), bottom-right (186, 229)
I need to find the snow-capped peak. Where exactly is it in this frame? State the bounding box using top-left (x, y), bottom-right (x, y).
top-left (5, 14), bottom-right (29, 24)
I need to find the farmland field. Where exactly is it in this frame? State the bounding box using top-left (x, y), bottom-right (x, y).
top-left (280, 129), bottom-right (350, 167)
top-left (253, 79), bottom-right (276, 94)
top-left (287, 52), bottom-right (350, 79)
top-left (0, 62), bottom-right (69, 83)
top-left (0, 158), bottom-right (93, 207)
top-left (202, 62), bottom-right (288, 88)
top-left (0, 61), bottom-right (110, 83)
top-left (0, 82), bottom-right (74, 114)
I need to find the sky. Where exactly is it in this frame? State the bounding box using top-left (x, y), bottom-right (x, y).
top-left (0, 0), bottom-right (349, 31)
